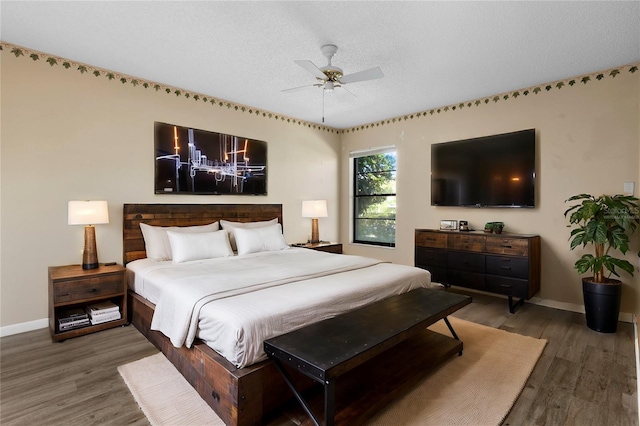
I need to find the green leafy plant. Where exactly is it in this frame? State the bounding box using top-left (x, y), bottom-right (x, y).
top-left (564, 194), bottom-right (640, 283)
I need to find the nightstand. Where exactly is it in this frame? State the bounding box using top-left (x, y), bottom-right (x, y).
top-left (293, 242), bottom-right (343, 254)
top-left (48, 263), bottom-right (127, 341)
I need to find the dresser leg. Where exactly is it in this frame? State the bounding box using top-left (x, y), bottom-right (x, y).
top-left (508, 296), bottom-right (525, 313)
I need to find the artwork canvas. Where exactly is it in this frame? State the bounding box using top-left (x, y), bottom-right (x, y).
top-left (154, 122), bottom-right (267, 195)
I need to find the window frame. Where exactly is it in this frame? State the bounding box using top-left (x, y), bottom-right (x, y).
top-left (350, 146), bottom-right (397, 248)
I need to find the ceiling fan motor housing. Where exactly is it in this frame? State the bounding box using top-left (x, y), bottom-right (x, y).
top-left (283, 44), bottom-right (383, 96)
top-left (320, 45), bottom-right (343, 82)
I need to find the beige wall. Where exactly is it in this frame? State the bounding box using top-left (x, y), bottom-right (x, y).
top-left (340, 70), bottom-right (640, 315)
top-left (2, 47), bottom-right (639, 331)
top-left (1, 53), bottom-right (341, 329)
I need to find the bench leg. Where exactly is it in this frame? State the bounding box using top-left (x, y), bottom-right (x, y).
top-left (443, 317), bottom-right (463, 356)
top-left (324, 379), bottom-right (335, 426)
top-left (272, 359), bottom-right (323, 426)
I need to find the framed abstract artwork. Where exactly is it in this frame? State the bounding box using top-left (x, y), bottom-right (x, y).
top-left (154, 122), bottom-right (267, 195)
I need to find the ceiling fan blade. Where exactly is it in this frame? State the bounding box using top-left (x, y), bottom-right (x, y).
top-left (294, 60), bottom-right (328, 80)
top-left (337, 85), bottom-right (357, 97)
top-left (339, 67), bottom-right (384, 84)
top-left (281, 83), bottom-right (320, 93)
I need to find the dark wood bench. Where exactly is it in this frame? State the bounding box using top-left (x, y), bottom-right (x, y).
top-left (263, 288), bottom-right (472, 426)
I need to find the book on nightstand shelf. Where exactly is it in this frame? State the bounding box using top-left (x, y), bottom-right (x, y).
top-left (58, 307), bottom-right (90, 331)
top-left (85, 301), bottom-right (121, 325)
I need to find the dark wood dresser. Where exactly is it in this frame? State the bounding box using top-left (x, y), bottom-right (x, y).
top-left (415, 229), bottom-right (541, 313)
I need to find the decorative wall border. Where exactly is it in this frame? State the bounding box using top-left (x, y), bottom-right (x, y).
top-left (341, 62), bottom-right (639, 134)
top-left (0, 41), bottom-right (337, 134)
top-left (2, 41), bottom-right (637, 135)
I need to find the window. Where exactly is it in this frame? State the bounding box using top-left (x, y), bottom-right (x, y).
top-left (352, 148), bottom-right (396, 247)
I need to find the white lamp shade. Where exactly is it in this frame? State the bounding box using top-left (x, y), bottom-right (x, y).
top-left (301, 200), bottom-right (328, 218)
top-left (68, 201), bottom-right (109, 225)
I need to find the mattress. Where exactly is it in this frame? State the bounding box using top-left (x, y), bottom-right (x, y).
top-left (127, 248), bottom-right (433, 368)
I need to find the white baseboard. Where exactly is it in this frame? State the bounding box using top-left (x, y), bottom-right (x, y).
top-left (528, 296), bottom-right (634, 323)
top-left (448, 285), bottom-right (634, 323)
top-left (0, 318), bottom-right (48, 337)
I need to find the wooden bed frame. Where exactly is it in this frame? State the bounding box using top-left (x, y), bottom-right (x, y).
top-left (123, 203), bottom-right (461, 425)
top-left (124, 203), bottom-right (315, 425)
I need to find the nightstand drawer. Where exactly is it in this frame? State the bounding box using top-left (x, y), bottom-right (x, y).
top-left (312, 244), bottom-right (342, 254)
top-left (53, 275), bottom-right (123, 304)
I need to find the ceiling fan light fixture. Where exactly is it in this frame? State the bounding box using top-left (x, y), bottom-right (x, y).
top-left (324, 81), bottom-right (335, 93)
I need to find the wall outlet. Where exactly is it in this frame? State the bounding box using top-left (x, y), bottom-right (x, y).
top-left (624, 182), bottom-right (635, 196)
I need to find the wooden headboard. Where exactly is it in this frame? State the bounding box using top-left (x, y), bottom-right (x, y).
top-left (123, 203), bottom-right (283, 265)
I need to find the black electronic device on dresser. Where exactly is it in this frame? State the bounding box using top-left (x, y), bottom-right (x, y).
top-left (414, 229), bottom-right (541, 313)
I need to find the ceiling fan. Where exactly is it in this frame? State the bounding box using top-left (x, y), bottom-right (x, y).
top-left (282, 44), bottom-right (384, 96)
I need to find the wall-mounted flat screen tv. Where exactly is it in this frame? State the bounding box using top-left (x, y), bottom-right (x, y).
top-left (431, 129), bottom-right (535, 207)
top-left (154, 122), bottom-right (267, 195)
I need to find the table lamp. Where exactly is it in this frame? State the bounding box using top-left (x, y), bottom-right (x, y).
top-left (68, 200), bottom-right (109, 269)
top-left (301, 200), bottom-right (328, 244)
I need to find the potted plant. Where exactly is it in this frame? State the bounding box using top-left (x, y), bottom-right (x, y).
top-left (564, 193), bottom-right (639, 333)
top-left (493, 222), bottom-right (505, 234)
top-left (484, 222), bottom-right (494, 233)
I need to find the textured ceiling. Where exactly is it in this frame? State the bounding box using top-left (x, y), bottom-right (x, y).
top-left (2, 1), bottom-right (639, 129)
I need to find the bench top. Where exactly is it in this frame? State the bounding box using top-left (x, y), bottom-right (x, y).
top-left (263, 288), bottom-right (471, 382)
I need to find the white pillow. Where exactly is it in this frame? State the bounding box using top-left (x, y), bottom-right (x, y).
top-left (220, 218), bottom-right (278, 251)
top-left (234, 223), bottom-right (289, 255)
top-left (140, 222), bottom-right (219, 261)
top-left (167, 230), bottom-right (233, 263)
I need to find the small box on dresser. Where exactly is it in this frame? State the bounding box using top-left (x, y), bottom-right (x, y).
top-left (48, 263), bottom-right (127, 341)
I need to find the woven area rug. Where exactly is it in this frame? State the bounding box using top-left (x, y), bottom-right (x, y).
top-left (118, 317), bottom-right (546, 426)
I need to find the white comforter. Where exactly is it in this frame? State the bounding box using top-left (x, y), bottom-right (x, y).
top-left (127, 248), bottom-right (432, 368)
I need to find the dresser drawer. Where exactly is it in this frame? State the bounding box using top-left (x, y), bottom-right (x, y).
top-left (486, 276), bottom-right (529, 298)
top-left (448, 251), bottom-right (485, 273)
top-left (415, 231), bottom-right (448, 248)
top-left (486, 237), bottom-right (529, 257)
top-left (448, 234), bottom-right (485, 252)
top-left (415, 247), bottom-right (447, 267)
top-left (53, 274), bottom-right (123, 304)
top-left (447, 270), bottom-right (485, 291)
top-left (486, 256), bottom-right (529, 279)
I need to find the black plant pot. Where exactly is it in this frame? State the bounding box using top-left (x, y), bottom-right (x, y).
top-left (582, 278), bottom-right (622, 333)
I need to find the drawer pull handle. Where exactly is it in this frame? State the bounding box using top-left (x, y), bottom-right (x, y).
top-left (87, 288), bottom-right (97, 293)
top-left (501, 245), bottom-right (512, 248)
top-left (500, 266), bottom-right (512, 270)
top-left (500, 284), bottom-right (512, 288)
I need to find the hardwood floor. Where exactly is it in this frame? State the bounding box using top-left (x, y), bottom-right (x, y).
top-left (1, 290), bottom-right (637, 425)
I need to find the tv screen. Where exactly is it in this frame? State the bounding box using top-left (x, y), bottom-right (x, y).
top-left (431, 129), bottom-right (535, 207)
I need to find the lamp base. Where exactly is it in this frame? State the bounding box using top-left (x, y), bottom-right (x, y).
top-left (309, 218), bottom-right (320, 244)
top-left (82, 262), bottom-right (99, 270)
top-left (82, 225), bottom-right (99, 270)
